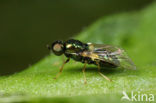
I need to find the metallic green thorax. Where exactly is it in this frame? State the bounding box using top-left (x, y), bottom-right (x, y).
top-left (65, 39), bottom-right (88, 52)
top-left (64, 39), bottom-right (88, 61)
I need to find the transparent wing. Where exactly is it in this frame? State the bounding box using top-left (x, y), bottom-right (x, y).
top-left (88, 43), bottom-right (136, 70)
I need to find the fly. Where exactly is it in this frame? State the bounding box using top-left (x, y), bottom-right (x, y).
top-left (48, 39), bottom-right (136, 84)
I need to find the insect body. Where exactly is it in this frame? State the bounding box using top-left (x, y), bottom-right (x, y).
top-left (48, 39), bottom-right (136, 83)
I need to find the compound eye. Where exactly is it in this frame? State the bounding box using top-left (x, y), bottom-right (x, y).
top-left (53, 44), bottom-right (63, 52)
top-left (52, 41), bottom-right (64, 56)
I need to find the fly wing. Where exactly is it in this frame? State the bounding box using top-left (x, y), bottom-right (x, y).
top-left (88, 43), bottom-right (136, 70)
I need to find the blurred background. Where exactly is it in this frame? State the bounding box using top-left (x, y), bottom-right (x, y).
top-left (0, 0), bottom-right (154, 75)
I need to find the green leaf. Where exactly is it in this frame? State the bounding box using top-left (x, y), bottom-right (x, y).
top-left (0, 2), bottom-right (156, 103)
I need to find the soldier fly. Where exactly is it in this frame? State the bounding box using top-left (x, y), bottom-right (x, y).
top-left (48, 39), bottom-right (136, 84)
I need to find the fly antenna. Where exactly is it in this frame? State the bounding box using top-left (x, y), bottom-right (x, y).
top-left (46, 44), bottom-right (53, 53)
top-left (47, 44), bottom-right (51, 50)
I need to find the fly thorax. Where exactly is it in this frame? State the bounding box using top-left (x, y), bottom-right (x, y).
top-left (65, 41), bottom-right (88, 54)
top-left (64, 45), bottom-right (83, 61)
top-left (65, 44), bottom-right (82, 53)
top-left (64, 39), bottom-right (89, 61)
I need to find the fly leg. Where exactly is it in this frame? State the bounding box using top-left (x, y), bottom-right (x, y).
top-left (96, 61), bottom-right (112, 82)
top-left (54, 58), bottom-right (70, 79)
top-left (82, 61), bottom-right (87, 84)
